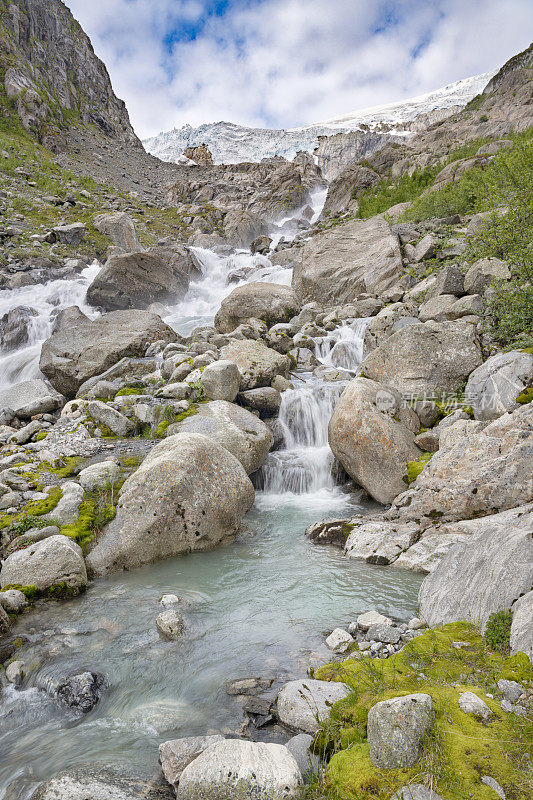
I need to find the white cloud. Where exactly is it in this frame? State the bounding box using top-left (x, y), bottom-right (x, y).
top-left (63, 0), bottom-right (533, 138)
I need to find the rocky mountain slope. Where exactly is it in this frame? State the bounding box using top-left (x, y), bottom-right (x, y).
top-left (0, 0), bottom-right (140, 150)
top-left (144, 72), bottom-right (493, 166)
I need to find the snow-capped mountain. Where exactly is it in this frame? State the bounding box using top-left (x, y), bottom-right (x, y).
top-left (144, 72), bottom-right (494, 165)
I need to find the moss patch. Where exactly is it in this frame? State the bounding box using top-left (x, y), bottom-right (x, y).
top-left (516, 387), bottom-right (533, 405)
top-left (406, 452), bottom-right (433, 484)
top-left (313, 623), bottom-right (533, 800)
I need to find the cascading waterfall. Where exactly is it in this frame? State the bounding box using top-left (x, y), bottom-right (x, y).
top-left (0, 263), bottom-right (100, 392)
top-left (258, 320), bottom-right (369, 499)
top-left (0, 185), bottom-right (426, 800)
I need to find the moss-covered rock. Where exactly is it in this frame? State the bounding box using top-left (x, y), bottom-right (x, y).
top-left (313, 623), bottom-right (532, 800)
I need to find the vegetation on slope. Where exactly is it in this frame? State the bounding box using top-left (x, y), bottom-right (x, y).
top-left (308, 623), bottom-right (532, 800)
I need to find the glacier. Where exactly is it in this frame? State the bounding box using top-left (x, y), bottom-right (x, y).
top-left (144, 72), bottom-right (495, 165)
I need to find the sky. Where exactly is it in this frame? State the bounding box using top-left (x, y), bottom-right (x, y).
top-left (62, 0), bottom-right (533, 139)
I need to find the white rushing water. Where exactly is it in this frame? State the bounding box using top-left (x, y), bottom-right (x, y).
top-left (0, 186), bottom-right (425, 800)
top-left (0, 263), bottom-right (100, 392)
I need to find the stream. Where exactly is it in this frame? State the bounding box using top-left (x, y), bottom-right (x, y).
top-left (0, 189), bottom-right (424, 798)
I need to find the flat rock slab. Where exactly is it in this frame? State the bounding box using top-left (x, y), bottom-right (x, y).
top-left (276, 678), bottom-right (350, 734)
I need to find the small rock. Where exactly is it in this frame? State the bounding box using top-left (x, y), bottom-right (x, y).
top-left (458, 691), bottom-right (492, 720)
top-left (226, 677), bottom-right (271, 696)
top-left (160, 594), bottom-right (181, 608)
top-left (156, 609), bottom-right (185, 640)
top-left (6, 659), bottom-right (24, 685)
top-left (481, 775), bottom-right (506, 799)
top-left (367, 693), bottom-right (434, 768)
top-left (55, 671), bottom-right (106, 712)
top-left (408, 618), bottom-right (427, 630)
top-left (497, 679), bottom-right (524, 704)
top-left (325, 628), bottom-right (355, 653)
top-left (0, 588), bottom-right (28, 613)
top-left (357, 610), bottom-right (393, 631)
top-left (366, 624), bottom-right (401, 644)
top-left (159, 734), bottom-right (225, 791)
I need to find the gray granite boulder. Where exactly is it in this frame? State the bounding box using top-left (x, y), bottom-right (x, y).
top-left (328, 378), bottom-right (421, 504)
top-left (166, 400), bottom-right (273, 475)
top-left (0, 535), bottom-right (87, 593)
top-left (176, 739), bottom-right (302, 800)
top-left (215, 282), bottom-right (300, 333)
top-left (367, 694), bottom-right (434, 768)
top-left (86, 433), bottom-right (254, 575)
top-left (276, 678), bottom-right (350, 734)
top-left (418, 504), bottom-right (533, 632)
top-left (465, 350), bottom-right (533, 421)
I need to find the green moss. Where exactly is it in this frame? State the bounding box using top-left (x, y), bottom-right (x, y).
top-left (406, 452), bottom-right (433, 484)
top-left (46, 456), bottom-right (83, 479)
top-left (47, 582), bottom-right (85, 599)
top-left (1, 584), bottom-right (39, 600)
top-left (516, 387), bottom-right (533, 404)
top-left (114, 384), bottom-right (145, 397)
top-left (0, 487), bottom-right (63, 532)
top-left (155, 419), bottom-right (169, 437)
top-left (315, 623), bottom-right (533, 800)
top-left (120, 455), bottom-right (143, 469)
top-left (35, 431), bottom-right (48, 442)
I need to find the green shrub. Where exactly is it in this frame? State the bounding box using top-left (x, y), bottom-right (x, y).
top-left (355, 166), bottom-right (438, 219)
top-left (485, 610), bottom-right (513, 653)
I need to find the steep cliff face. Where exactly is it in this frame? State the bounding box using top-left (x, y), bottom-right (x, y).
top-left (0, 0), bottom-right (140, 150)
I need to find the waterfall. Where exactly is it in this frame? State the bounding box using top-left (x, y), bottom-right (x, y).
top-left (0, 263), bottom-right (101, 392)
top-left (258, 320), bottom-right (369, 499)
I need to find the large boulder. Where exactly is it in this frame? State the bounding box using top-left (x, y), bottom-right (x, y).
top-left (214, 282), bottom-right (300, 334)
top-left (463, 257), bottom-right (511, 294)
top-left (86, 251), bottom-right (189, 311)
top-left (40, 310), bottom-right (175, 396)
top-left (166, 400), bottom-right (272, 475)
top-left (292, 216), bottom-right (403, 304)
top-left (418, 504), bottom-right (533, 632)
top-left (367, 694), bottom-right (434, 768)
top-left (361, 320), bottom-right (482, 396)
top-left (392, 405), bottom-right (533, 522)
top-left (159, 735), bottom-right (225, 791)
top-left (276, 678), bottom-right (350, 734)
top-left (328, 378), bottom-right (421, 504)
top-left (199, 360), bottom-right (241, 402)
top-left (0, 535), bottom-right (87, 593)
top-left (177, 739), bottom-right (302, 800)
top-left (86, 433), bottom-right (254, 575)
top-left (321, 164), bottom-right (379, 218)
top-left (93, 211), bottom-right (140, 251)
top-left (0, 305), bottom-right (37, 351)
top-left (510, 592), bottom-right (533, 663)
top-left (221, 340), bottom-right (291, 390)
top-left (0, 378), bottom-right (64, 418)
top-left (465, 350), bottom-right (533, 421)
top-left (30, 768), bottom-right (175, 800)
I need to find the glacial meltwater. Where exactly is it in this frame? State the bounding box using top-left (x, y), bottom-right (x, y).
top-left (0, 190), bottom-right (424, 799)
